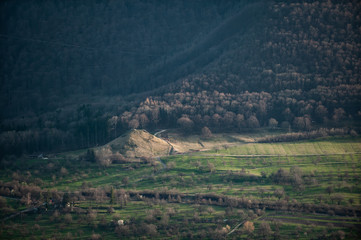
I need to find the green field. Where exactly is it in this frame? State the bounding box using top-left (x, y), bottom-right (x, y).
top-left (0, 136), bottom-right (361, 239)
top-left (206, 137), bottom-right (361, 155)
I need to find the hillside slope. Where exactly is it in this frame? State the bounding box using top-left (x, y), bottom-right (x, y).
top-left (119, 0), bottom-right (361, 133)
top-left (0, 0), bottom-right (243, 117)
top-left (1, 0), bottom-right (361, 157)
top-left (102, 129), bottom-right (172, 158)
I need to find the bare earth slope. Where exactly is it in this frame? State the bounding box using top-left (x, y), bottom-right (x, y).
top-left (105, 129), bottom-right (172, 158)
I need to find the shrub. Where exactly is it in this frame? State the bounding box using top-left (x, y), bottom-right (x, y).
top-left (242, 221), bottom-right (255, 234)
top-left (201, 126), bottom-right (212, 138)
top-left (90, 233), bottom-right (101, 240)
top-left (64, 213), bottom-right (73, 224)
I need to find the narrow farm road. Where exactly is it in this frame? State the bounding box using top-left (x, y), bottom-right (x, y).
top-left (154, 130), bottom-right (166, 137)
top-left (156, 157), bottom-right (167, 169)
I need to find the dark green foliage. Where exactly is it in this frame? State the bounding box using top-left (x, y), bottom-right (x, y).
top-left (85, 149), bottom-right (97, 163)
top-left (0, 0), bottom-right (238, 111)
top-left (110, 187), bottom-right (115, 205)
top-left (61, 192), bottom-right (70, 207)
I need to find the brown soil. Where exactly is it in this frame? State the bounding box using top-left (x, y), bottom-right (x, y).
top-left (104, 129), bottom-right (172, 158)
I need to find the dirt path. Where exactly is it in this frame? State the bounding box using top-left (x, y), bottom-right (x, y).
top-left (156, 157), bottom-right (167, 169)
top-left (1, 202), bottom-right (46, 222)
top-left (227, 220), bottom-right (246, 235)
top-left (154, 130), bottom-right (166, 137)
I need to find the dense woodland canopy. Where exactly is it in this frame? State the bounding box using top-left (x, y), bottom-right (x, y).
top-left (1, 0), bottom-right (361, 157)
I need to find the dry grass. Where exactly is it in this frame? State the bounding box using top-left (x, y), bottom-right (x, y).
top-left (99, 129), bottom-right (172, 158)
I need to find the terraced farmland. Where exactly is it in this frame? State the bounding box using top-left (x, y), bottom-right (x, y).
top-left (0, 137), bottom-right (360, 239)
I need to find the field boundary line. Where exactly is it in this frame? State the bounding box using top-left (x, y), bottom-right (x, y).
top-left (199, 152), bottom-right (361, 157)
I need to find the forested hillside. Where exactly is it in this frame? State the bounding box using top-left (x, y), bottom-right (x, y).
top-left (0, 0), bottom-right (242, 156)
top-left (120, 1), bottom-right (361, 133)
top-left (0, 0), bottom-right (241, 116)
top-left (1, 0), bottom-right (361, 157)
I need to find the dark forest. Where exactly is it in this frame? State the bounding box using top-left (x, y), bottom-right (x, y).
top-left (1, 0), bottom-right (360, 157)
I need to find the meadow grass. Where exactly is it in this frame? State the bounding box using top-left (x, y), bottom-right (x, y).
top-left (206, 137), bottom-right (361, 156)
top-left (1, 137), bottom-right (361, 239)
